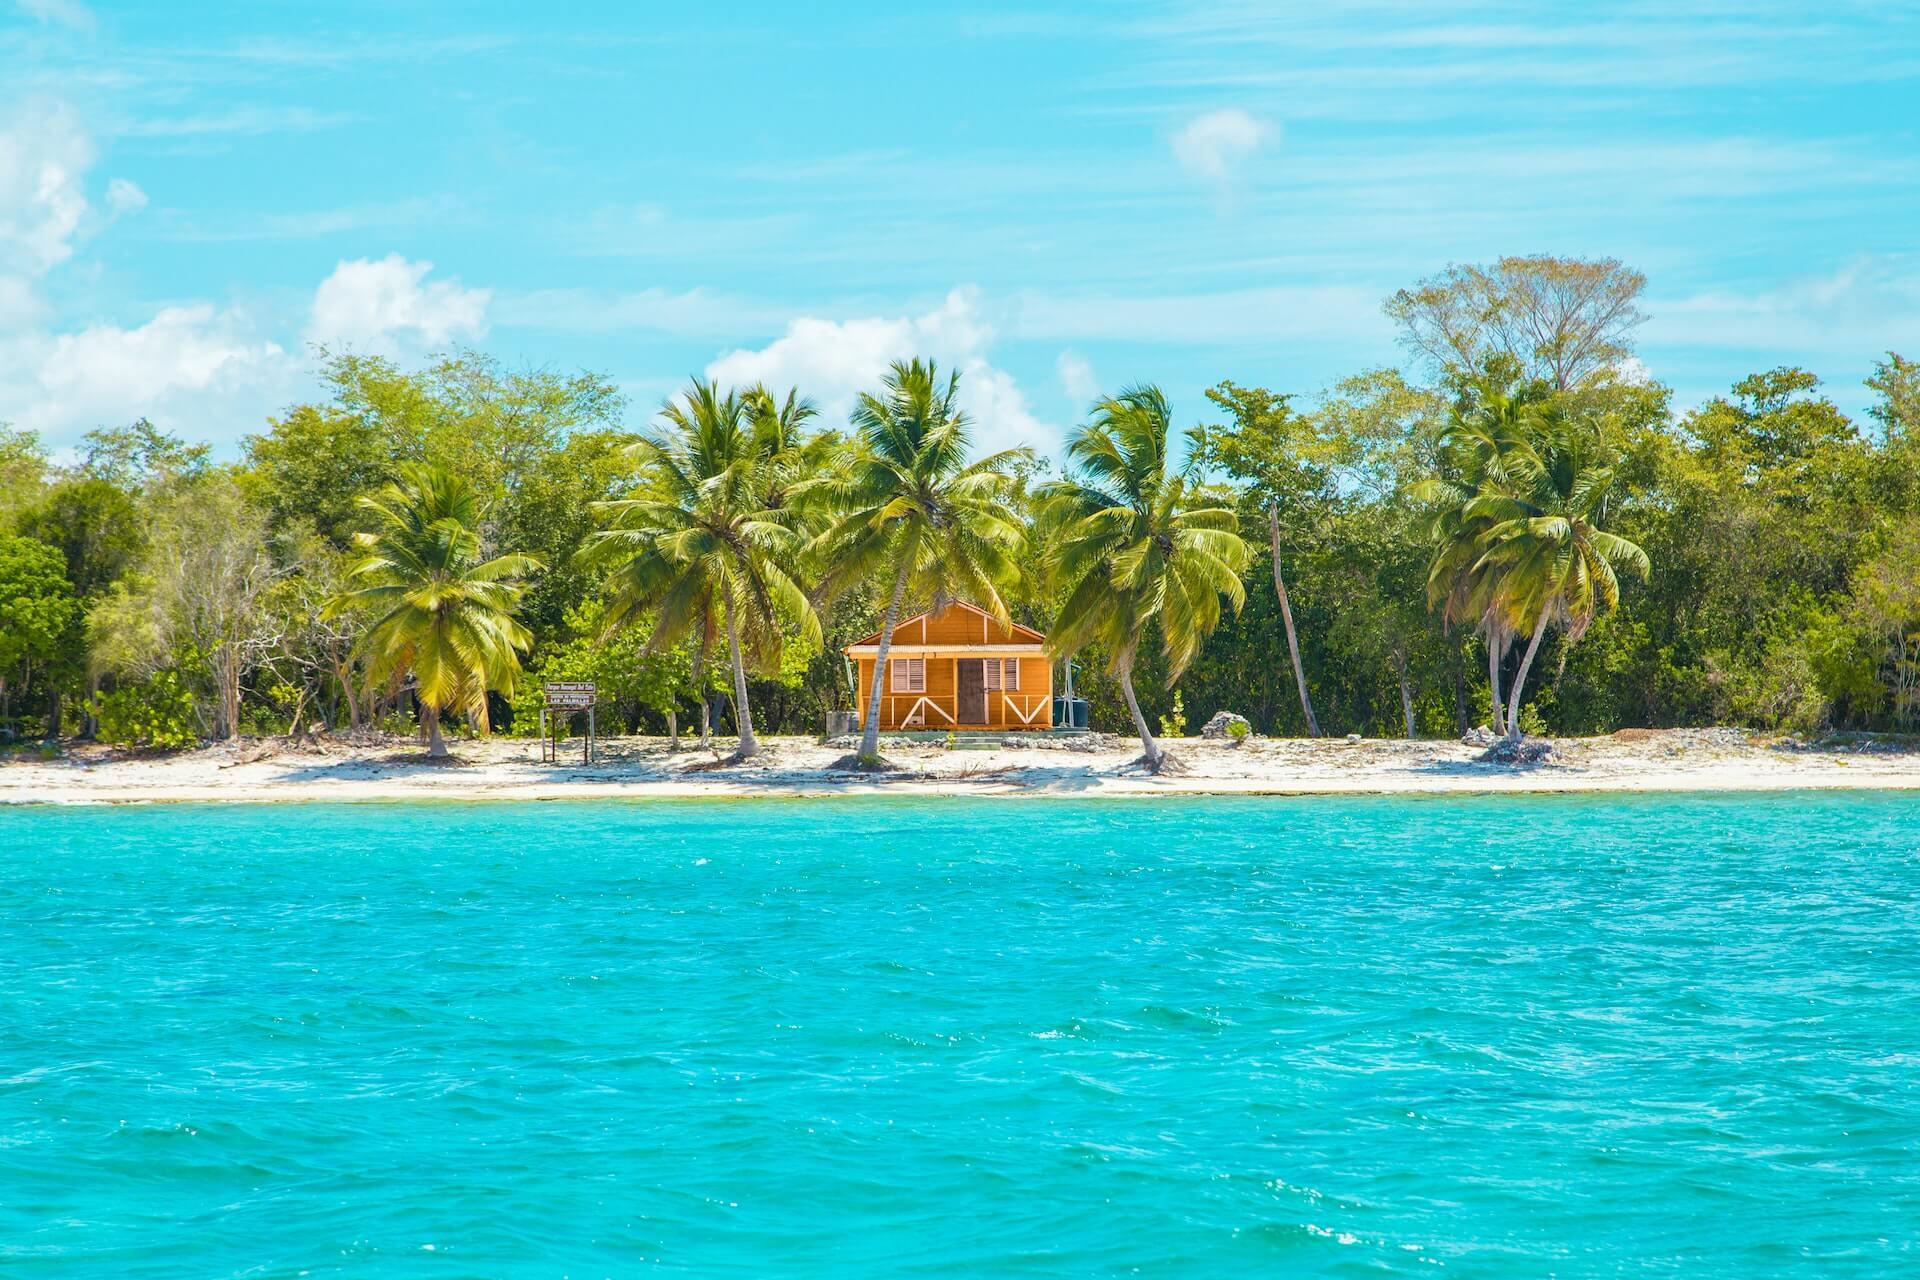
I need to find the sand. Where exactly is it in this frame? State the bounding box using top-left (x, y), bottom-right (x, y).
top-left (5, 727), bottom-right (1920, 805)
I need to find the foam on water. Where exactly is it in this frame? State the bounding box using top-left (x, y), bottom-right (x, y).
top-left (4, 793), bottom-right (1919, 1276)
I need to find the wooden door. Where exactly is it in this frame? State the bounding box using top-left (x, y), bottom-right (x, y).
top-left (956, 659), bottom-right (986, 724)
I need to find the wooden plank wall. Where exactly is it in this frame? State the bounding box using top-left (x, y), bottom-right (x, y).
top-left (852, 653), bottom-right (1054, 730)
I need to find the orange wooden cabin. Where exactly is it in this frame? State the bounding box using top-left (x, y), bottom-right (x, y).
top-left (847, 601), bottom-right (1054, 731)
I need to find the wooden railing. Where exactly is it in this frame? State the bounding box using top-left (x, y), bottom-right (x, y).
top-left (888, 694), bottom-right (954, 727)
top-left (862, 691), bottom-right (1051, 728)
top-left (998, 692), bottom-right (1049, 725)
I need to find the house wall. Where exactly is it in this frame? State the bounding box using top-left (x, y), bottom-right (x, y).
top-left (852, 652), bottom-right (1054, 730)
top-left (912, 607), bottom-right (1040, 647)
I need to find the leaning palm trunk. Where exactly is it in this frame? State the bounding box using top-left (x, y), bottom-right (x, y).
top-left (691, 643), bottom-right (711, 749)
top-left (1116, 660), bottom-right (1164, 771)
top-left (1504, 612), bottom-right (1552, 742)
top-left (422, 703), bottom-right (449, 758)
top-left (1486, 626), bottom-right (1508, 736)
top-left (1269, 503), bottom-right (1320, 737)
top-left (858, 560), bottom-right (912, 761)
top-left (1393, 649), bottom-right (1416, 739)
top-left (723, 597), bottom-right (758, 759)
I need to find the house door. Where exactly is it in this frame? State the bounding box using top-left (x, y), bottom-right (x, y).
top-left (956, 659), bottom-right (987, 724)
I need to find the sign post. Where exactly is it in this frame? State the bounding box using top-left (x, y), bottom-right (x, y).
top-left (541, 682), bottom-right (598, 764)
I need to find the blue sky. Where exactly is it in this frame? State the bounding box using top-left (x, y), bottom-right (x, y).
top-left (3, 0), bottom-right (1917, 457)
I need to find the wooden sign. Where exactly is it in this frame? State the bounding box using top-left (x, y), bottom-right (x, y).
top-left (540, 683), bottom-right (599, 764)
top-left (544, 681), bottom-right (597, 709)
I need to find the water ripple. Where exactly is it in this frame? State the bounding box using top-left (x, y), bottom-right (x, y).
top-left (4, 792), bottom-right (1920, 1276)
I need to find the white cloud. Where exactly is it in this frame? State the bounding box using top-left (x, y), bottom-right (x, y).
top-left (0, 100), bottom-right (95, 276)
top-left (120, 106), bottom-right (361, 139)
top-left (0, 101), bottom-right (146, 323)
top-left (3, 256), bottom-right (493, 450)
top-left (0, 274), bottom-right (38, 328)
top-left (37, 305), bottom-right (285, 408)
top-left (15, 0), bottom-right (94, 32)
top-left (0, 103), bottom-right (489, 450)
top-left (1011, 282), bottom-right (1387, 345)
top-left (1056, 350), bottom-right (1099, 405)
top-left (1170, 108), bottom-right (1276, 183)
top-left (306, 254), bottom-right (490, 352)
top-left (105, 177), bottom-right (147, 216)
top-left (494, 284), bottom-right (791, 338)
top-left (1644, 259), bottom-right (1920, 355)
top-left (2, 303), bottom-right (296, 445)
top-left (705, 286), bottom-right (1059, 456)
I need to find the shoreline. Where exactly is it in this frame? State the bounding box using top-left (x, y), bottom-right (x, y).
top-left (7, 728), bottom-right (1920, 807)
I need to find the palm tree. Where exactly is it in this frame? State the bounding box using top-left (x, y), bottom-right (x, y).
top-left (1468, 415), bottom-right (1650, 741)
top-left (580, 380), bottom-right (820, 760)
top-left (813, 359), bottom-right (1028, 763)
top-left (1040, 386), bottom-right (1249, 771)
top-left (326, 464), bottom-right (539, 759)
top-left (1417, 381), bottom-right (1544, 735)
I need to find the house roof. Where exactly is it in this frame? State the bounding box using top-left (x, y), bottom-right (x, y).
top-left (846, 599), bottom-right (1046, 650)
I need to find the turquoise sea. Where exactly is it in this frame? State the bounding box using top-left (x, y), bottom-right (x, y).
top-left (4, 794), bottom-right (1919, 1277)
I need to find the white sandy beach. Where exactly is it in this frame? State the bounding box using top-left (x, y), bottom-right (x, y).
top-left (5, 727), bottom-right (1920, 805)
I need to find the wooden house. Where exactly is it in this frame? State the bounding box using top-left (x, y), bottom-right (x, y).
top-left (846, 601), bottom-right (1053, 731)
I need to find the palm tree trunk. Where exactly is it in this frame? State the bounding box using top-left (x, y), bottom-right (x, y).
top-left (1270, 502), bottom-right (1320, 737)
top-left (859, 559), bottom-right (912, 761)
top-left (1452, 649), bottom-right (1467, 737)
top-left (1393, 648), bottom-right (1416, 739)
top-left (215, 646), bottom-right (241, 740)
top-left (1486, 627), bottom-right (1507, 736)
top-left (1117, 657), bottom-right (1163, 771)
top-left (691, 642), bottom-right (711, 748)
top-left (723, 595), bottom-right (758, 759)
top-left (423, 703), bottom-right (449, 758)
top-left (1504, 612), bottom-right (1552, 742)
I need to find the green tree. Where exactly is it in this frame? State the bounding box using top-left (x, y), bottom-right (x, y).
top-left (82, 474), bottom-right (285, 740)
top-left (326, 465), bottom-right (540, 758)
top-left (1460, 411), bottom-right (1651, 741)
top-left (581, 381), bottom-right (820, 759)
top-left (240, 403), bottom-right (391, 546)
top-left (79, 420), bottom-right (210, 490)
top-left (1844, 522), bottom-right (1920, 728)
top-left (1866, 352), bottom-right (1919, 448)
top-left (0, 426), bottom-right (47, 529)
top-left (1418, 378), bottom-right (1549, 735)
top-left (813, 359), bottom-right (1028, 763)
top-left (1386, 255), bottom-right (1647, 391)
top-left (17, 477), bottom-right (144, 737)
top-left (18, 478), bottom-right (143, 600)
top-left (0, 535), bottom-right (79, 737)
top-left (1192, 381), bottom-right (1327, 736)
top-left (1041, 385), bottom-right (1249, 770)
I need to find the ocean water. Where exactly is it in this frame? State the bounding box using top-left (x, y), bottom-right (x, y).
top-left (4, 794), bottom-right (1919, 1278)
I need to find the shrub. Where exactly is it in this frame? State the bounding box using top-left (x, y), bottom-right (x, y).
top-left (90, 671), bottom-right (200, 749)
top-left (1157, 690), bottom-right (1187, 738)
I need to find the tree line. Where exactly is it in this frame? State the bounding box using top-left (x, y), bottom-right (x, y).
top-left (3, 255), bottom-right (1917, 763)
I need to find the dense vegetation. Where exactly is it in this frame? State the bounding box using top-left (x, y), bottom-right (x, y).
top-left (3, 257), bottom-right (1917, 752)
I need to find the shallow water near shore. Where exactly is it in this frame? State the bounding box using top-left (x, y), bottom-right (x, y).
top-left (5, 793), bottom-right (1919, 1276)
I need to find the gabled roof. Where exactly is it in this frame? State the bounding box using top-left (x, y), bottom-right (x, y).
top-left (847, 599), bottom-right (1046, 649)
